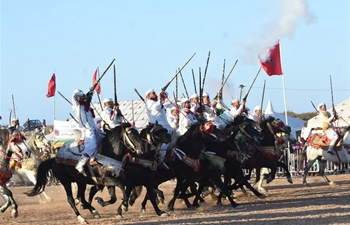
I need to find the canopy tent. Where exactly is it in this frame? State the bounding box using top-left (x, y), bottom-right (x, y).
top-left (301, 98), bottom-right (350, 139)
top-left (264, 100), bottom-right (305, 138)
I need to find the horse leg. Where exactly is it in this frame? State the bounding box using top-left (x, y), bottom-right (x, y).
top-left (94, 186), bottom-right (118, 207)
top-left (88, 185), bottom-right (102, 206)
top-left (117, 185), bottom-right (133, 218)
top-left (303, 159), bottom-right (316, 186)
top-left (276, 161), bottom-right (293, 184)
top-left (212, 174), bottom-right (241, 209)
top-left (266, 165), bottom-right (277, 184)
top-left (319, 160), bottom-right (334, 185)
top-left (146, 184), bottom-right (167, 216)
top-left (0, 185), bottom-right (18, 218)
top-left (76, 183), bottom-right (100, 219)
top-left (154, 188), bottom-right (165, 204)
top-left (167, 177), bottom-right (184, 211)
top-left (61, 181), bottom-right (89, 224)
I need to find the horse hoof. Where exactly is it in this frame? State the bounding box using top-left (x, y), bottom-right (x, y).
top-left (234, 204), bottom-right (243, 209)
top-left (92, 210), bottom-right (101, 218)
top-left (287, 177), bottom-right (293, 184)
top-left (47, 197), bottom-right (53, 202)
top-left (11, 209), bottom-right (18, 218)
top-left (77, 215), bottom-right (89, 224)
top-left (141, 209), bottom-right (145, 213)
top-left (122, 205), bottom-right (128, 212)
top-left (160, 211), bottom-right (169, 217)
top-left (303, 182), bottom-right (309, 186)
top-left (259, 194), bottom-right (267, 199)
top-left (216, 202), bottom-right (223, 206)
top-left (39, 200), bottom-right (46, 204)
top-left (329, 181), bottom-right (335, 185)
top-left (116, 214), bottom-right (124, 219)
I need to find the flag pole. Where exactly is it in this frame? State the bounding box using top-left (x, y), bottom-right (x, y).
top-left (97, 67), bottom-right (103, 111)
top-left (53, 69), bottom-right (56, 141)
top-left (279, 41), bottom-right (288, 125)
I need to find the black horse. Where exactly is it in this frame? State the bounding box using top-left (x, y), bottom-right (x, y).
top-left (241, 116), bottom-right (294, 187)
top-left (25, 123), bottom-right (144, 224)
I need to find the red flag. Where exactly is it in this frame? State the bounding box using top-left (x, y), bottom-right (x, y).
top-left (259, 41), bottom-right (283, 76)
top-left (46, 73), bottom-right (56, 98)
top-left (92, 69), bottom-right (101, 94)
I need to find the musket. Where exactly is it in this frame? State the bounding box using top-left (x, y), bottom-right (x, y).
top-left (12, 95), bottom-right (16, 119)
top-left (217, 60), bottom-right (238, 94)
top-left (192, 69), bottom-right (197, 94)
top-left (198, 67), bottom-right (203, 115)
top-left (178, 67), bottom-right (189, 98)
top-left (90, 58), bottom-right (115, 93)
top-left (175, 70), bottom-right (178, 101)
top-left (330, 75), bottom-right (337, 115)
top-left (221, 59), bottom-right (226, 94)
top-left (134, 88), bottom-right (145, 103)
top-left (58, 91), bottom-right (72, 105)
top-left (113, 64), bottom-right (118, 103)
top-left (259, 80), bottom-right (266, 119)
top-left (161, 53), bottom-right (196, 92)
top-left (201, 51), bottom-right (211, 94)
top-left (242, 67), bottom-right (262, 102)
top-left (69, 113), bottom-right (79, 123)
top-left (311, 101), bottom-right (318, 112)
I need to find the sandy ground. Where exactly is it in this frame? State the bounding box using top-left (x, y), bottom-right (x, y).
top-left (1, 174), bottom-right (349, 225)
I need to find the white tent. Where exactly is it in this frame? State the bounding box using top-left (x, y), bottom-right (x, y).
top-left (264, 100), bottom-right (305, 138)
top-left (301, 98), bottom-right (350, 139)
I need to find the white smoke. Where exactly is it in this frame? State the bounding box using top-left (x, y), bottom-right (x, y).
top-left (238, 0), bottom-right (316, 63)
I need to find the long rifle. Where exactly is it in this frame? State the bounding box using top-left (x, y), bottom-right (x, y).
top-left (217, 60), bottom-right (238, 94)
top-left (242, 67), bottom-right (262, 102)
top-left (58, 91), bottom-right (72, 105)
top-left (161, 53), bottom-right (196, 92)
top-left (113, 64), bottom-right (118, 103)
top-left (199, 67), bottom-right (203, 115)
top-left (201, 51), bottom-right (211, 94)
top-left (175, 70), bottom-right (178, 101)
top-left (259, 80), bottom-right (266, 119)
top-left (12, 95), bottom-right (16, 119)
top-left (134, 88), bottom-right (145, 103)
top-left (221, 59), bottom-right (226, 94)
top-left (311, 101), bottom-right (318, 113)
top-left (192, 69), bottom-right (197, 94)
top-left (90, 58), bottom-right (115, 93)
top-left (329, 75), bottom-right (337, 115)
top-left (178, 68), bottom-right (189, 98)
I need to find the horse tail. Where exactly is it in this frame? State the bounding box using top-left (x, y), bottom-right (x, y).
top-left (25, 158), bottom-right (54, 196)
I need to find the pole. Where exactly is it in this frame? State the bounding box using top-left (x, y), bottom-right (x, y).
top-left (279, 41), bottom-right (288, 125)
top-left (97, 67), bottom-right (103, 110)
top-left (260, 80), bottom-right (266, 118)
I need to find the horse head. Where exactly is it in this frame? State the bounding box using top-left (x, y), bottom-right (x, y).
top-left (8, 130), bottom-right (32, 161)
top-left (143, 124), bottom-right (171, 146)
top-left (29, 132), bottom-right (51, 154)
top-left (231, 116), bottom-right (263, 143)
top-left (121, 124), bottom-right (144, 155)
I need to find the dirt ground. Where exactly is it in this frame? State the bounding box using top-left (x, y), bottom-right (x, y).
top-left (1, 174), bottom-right (349, 225)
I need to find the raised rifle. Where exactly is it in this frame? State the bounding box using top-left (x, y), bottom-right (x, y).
top-left (192, 69), bottom-right (197, 94)
top-left (113, 64), bottom-right (118, 103)
top-left (161, 53), bottom-right (196, 92)
top-left (215, 59), bottom-right (238, 99)
top-left (201, 51), bottom-right (211, 95)
top-left (329, 75), bottom-right (338, 118)
top-left (311, 101), bottom-right (318, 113)
top-left (178, 68), bottom-right (189, 98)
top-left (90, 59), bottom-right (115, 93)
top-left (259, 79), bottom-right (266, 120)
top-left (134, 88), bottom-right (146, 103)
top-left (242, 67), bottom-right (261, 102)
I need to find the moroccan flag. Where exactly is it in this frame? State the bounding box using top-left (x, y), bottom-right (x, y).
top-left (259, 41), bottom-right (283, 76)
top-left (46, 73), bottom-right (56, 98)
top-left (92, 69), bottom-right (101, 94)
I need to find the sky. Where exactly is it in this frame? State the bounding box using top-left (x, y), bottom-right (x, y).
top-left (1, 0), bottom-right (349, 126)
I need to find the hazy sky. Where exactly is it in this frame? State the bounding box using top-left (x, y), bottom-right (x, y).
top-left (1, 0), bottom-right (349, 125)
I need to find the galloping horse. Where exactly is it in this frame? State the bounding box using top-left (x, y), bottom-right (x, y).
top-left (303, 126), bottom-right (350, 186)
top-left (242, 116), bottom-right (295, 187)
top-left (26, 124), bottom-right (144, 224)
top-left (12, 131), bottom-right (53, 203)
top-left (0, 129), bottom-right (32, 218)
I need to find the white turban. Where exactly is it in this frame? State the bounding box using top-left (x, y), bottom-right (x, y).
top-left (190, 93), bottom-right (198, 99)
top-left (103, 98), bottom-right (113, 104)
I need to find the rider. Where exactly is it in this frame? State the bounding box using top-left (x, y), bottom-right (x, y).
top-left (248, 106), bottom-right (262, 122)
top-left (167, 106), bottom-right (179, 132)
top-left (318, 102), bottom-right (338, 155)
top-left (145, 89), bottom-right (172, 133)
top-left (100, 98), bottom-right (124, 130)
top-left (202, 92), bottom-right (226, 130)
top-left (230, 99), bottom-right (250, 118)
top-left (178, 98), bottom-right (198, 135)
top-left (72, 89), bottom-right (105, 174)
top-left (8, 118), bottom-right (20, 134)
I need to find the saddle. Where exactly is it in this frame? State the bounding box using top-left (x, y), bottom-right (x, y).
top-left (256, 146), bottom-right (281, 161)
top-left (306, 133), bottom-right (342, 150)
top-left (200, 151), bottom-right (226, 173)
top-left (55, 141), bottom-right (122, 177)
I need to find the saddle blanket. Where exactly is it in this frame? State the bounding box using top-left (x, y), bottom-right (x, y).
top-left (56, 141), bottom-right (122, 176)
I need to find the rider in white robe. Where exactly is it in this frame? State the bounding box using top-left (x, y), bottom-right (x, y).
top-left (318, 102), bottom-right (338, 155)
top-left (178, 98), bottom-right (198, 135)
top-left (100, 98), bottom-right (124, 130)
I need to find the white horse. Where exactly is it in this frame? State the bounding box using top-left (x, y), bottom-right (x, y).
top-left (10, 131), bottom-right (53, 203)
top-left (303, 126), bottom-right (350, 186)
top-left (0, 129), bottom-right (32, 217)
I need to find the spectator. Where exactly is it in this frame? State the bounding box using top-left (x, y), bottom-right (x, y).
top-left (42, 119), bottom-right (47, 134)
top-left (292, 136), bottom-right (306, 174)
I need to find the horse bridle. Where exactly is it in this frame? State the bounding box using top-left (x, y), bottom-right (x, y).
top-left (121, 127), bottom-right (140, 154)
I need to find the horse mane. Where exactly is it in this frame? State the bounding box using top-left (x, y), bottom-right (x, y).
top-left (0, 129), bottom-right (10, 150)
